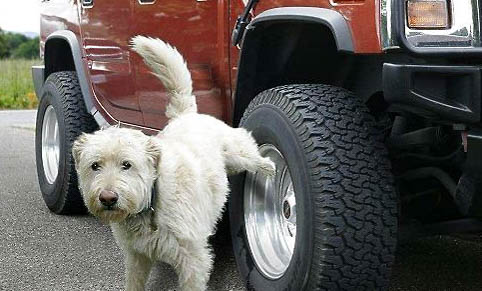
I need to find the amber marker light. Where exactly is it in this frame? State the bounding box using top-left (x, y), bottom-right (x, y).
top-left (407, 0), bottom-right (450, 29)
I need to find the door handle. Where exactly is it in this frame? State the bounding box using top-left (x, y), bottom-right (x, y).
top-left (82, 0), bottom-right (94, 7)
top-left (138, 0), bottom-right (156, 4)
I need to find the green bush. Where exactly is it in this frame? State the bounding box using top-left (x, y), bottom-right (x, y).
top-left (0, 28), bottom-right (41, 109)
top-left (0, 59), bottom-right (40, 109)
top-left (0, 28), bottom-right (39, 59)
top-left (12, 38), bottom-right (40, 59)
top-left (4, 32), bottom-right (28, 52)
top-left (0, 29), bottom-right (8, 58)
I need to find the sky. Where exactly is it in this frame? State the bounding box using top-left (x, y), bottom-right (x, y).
top-left (0, 0), bottom-right (40, 33)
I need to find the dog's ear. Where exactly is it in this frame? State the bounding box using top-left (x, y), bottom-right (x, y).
top-left (146, 137), bottom-right (161, 170)
top-left (72, 133), bottom-right (89, 167)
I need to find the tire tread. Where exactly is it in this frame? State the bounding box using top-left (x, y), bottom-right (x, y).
top-left (241, 84), bottom-right (398, 290)
top-left (43, 71), bottom-right (97, 214)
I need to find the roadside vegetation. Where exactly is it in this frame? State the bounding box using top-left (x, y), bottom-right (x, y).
top-left (0, 28), bottom-right (40, 109)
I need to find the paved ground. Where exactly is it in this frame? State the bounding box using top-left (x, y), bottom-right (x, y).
top-left (0, 110), bottom-right (242, 291)
top-left (0, 109), bottom-right (481, 291)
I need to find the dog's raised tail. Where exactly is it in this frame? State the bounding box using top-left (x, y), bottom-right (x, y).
top-left (131, 36), bottom-right (197, 119)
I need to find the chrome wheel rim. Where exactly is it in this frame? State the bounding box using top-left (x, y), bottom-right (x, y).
top-left (244, 144), bottom-right (297, 279)
top-left (41, 105), bottom-right (60, 184)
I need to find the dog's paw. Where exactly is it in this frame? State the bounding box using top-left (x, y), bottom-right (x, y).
top-left (258, 157), bottom-right (276, 177)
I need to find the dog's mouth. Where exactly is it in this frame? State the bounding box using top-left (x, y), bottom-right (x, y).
top-left (95, 207), bottom-right (129, 223)
top-left (88, 201), bottom-right (125, 222)
top-left (103, 205), bottom-right (117, 211)
top-left (86, 192), bottom-right (136, 223)
top-left (95, 206), bottom-right (121, 216)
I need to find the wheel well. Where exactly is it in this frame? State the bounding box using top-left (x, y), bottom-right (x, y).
top-left (232, 20), bottom-right (400, 126)
top-left (233, 22), bottom-right (355, 125)
top-left (44, 38), bottom-right (76, 79)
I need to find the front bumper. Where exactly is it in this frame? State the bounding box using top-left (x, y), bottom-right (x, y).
top-left (383, 63), bottom-right (481, 123)
top-left (384, 62), bottom-right (482, 216)
top-left (32, 65), bottom-right (45, 99)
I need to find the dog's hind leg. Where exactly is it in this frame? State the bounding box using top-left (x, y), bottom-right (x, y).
top-left (125, 251), bottom-right (153, 291)
top-left (223, 128), bottom-right (275, 176)
top-left (174, 241), bottom-right (213, 291)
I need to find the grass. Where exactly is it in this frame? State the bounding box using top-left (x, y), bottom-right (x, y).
top-left (0, 58), bottom-right (41, 109)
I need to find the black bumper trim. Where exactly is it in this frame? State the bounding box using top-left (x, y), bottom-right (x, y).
top-left (466, 129), bottom-right (482, 172)
top-left (383, 63), bottom-right (481, 123)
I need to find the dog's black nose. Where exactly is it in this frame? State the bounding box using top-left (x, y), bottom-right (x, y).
top-left (99, 190), bottom-right (119, 207)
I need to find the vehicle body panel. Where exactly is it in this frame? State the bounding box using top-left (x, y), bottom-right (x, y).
top-left (228, 0), bottom-right (381, 93)
top-left (132, 0), bottom-right (231, 129)
top-left (79, 0), bottom-right (144, 125)
top-left (39, 0), bottom-right (82, 59)
top-left (38, 0), bottom-right (381, 129)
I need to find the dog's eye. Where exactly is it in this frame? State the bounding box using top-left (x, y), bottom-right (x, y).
top-left (122, 161), bottom-right (132, 170)
top-left (91, 162), bottom-right (101, 171)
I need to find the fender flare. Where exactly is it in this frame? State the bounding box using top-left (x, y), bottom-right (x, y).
top-left (246, 7), bottom-right (354, 53)
top-left (232, 7), bottom-right (354, 124)
top-left (43, 30), bottom-right (95, 115)
top-left (41, 30), bottom-right (110, 126)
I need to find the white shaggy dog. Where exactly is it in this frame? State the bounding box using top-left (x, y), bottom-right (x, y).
top-left (72, 36), bottom-right (275, 291)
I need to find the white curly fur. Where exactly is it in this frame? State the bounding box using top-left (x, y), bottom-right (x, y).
top-left (73, 37), bottom-right (275, 291)
top-left (130, 36), bottom-right (197, 119)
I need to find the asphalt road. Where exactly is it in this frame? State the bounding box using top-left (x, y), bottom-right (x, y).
top-left (0, 110), bottom-right (481, 291)
top-left (0, 110), bottom-right (242, 291)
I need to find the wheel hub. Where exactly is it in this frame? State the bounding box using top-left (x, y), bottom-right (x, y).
top-left (283, 200), bottom-right (291, 219)
top-left (41, 105), bottom-right (60, 184)
top-left (244, 144), bottom-right (297, 279)
top-left (281, 186), bottom-right (296, 238)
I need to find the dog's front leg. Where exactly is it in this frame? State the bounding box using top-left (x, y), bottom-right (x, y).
top-left (125, 250), bottom-right (153, 291)
top-left (174, 243), bottom-right (213, 291)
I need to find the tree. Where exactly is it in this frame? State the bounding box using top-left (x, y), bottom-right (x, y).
top-left (5, 32), bottom-right (28, 54)
top-left (12, 37), bottom-right (39, 59)
top-left (0, 28), bottom-right (8, 59)
top-left (0, 29), bottom-right (40, 59)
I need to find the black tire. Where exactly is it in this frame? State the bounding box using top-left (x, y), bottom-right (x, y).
top-left (35, 71), bottom-right (98, 214)
top-left (229, 84), bottom-right (398, 290)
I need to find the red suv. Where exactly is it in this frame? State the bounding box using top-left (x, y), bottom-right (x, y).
top-left (33, 0), bottom-right (482, 290)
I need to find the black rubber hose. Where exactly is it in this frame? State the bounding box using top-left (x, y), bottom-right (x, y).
top-left (397, 167), bottom-right (457, 198)
top-left (390, 116), bottom-right (407, 137)
top-left (387, 127), bottom-right (441, 149)
top-left (393, 145), bottom-right (464, 165)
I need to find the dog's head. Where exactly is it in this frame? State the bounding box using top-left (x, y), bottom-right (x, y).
top-left (72, 127), bottom-right (160, 223)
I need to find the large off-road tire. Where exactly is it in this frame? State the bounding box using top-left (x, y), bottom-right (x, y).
top-left (35, 71), bottom-right (98, 214)
top-left (229, 84), bottom-right (398, 290)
